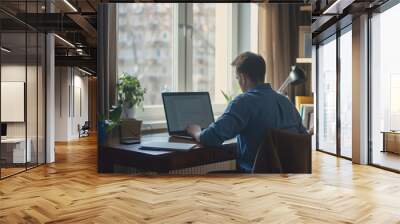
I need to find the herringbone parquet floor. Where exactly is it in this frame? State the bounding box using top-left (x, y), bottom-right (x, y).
top-left (1, 135), bottom-right (400, 224)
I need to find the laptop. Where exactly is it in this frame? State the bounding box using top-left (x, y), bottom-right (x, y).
top-left (162, 92), bottom-right (215, 138)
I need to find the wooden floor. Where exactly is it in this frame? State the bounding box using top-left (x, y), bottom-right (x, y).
top-left (1, 135), bottom-right (400, 224)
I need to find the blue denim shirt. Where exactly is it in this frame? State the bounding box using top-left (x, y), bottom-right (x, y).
top-left (200, 83), bottom-right (307, 172)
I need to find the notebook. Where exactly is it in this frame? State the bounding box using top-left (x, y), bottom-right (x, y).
top-left (140, 142), bottom-right (197, 152)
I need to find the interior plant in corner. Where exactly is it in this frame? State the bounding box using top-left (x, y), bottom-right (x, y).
top-left (107, 73), bottom-right (146, 132)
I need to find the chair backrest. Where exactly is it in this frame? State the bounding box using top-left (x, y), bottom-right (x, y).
top-left (252, 128), bottom-right (311, 174)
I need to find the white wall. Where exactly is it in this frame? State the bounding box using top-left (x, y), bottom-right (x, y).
top-left (1, 65), bottom-right (27, 139)
top-left (1, 64), bottom-right (46, 164)
top-left (55, 67), bottom-right (89, 141)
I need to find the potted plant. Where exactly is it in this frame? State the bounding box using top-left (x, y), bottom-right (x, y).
top-left (104, 73), bottom-right (146, 144)
top-left (117, 73), bottom-right (146, 119)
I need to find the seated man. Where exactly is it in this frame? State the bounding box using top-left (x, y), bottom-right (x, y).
top-left (186, 52), bottom-right (307, 173)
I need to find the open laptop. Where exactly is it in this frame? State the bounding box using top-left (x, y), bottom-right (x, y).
top-left (162, 92), bottom-right (215, 138)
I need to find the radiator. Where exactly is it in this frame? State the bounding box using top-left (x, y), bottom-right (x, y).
top-left (114, 160), bottom-right (236, 175)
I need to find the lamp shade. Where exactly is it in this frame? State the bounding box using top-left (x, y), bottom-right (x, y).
top-left (277, 66), bottom-right (307, 93)
top-left (288, 66), bottom-right (306, 85)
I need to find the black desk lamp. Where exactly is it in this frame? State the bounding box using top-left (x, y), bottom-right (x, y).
top-left (277, 66), bottom-right (306, 94)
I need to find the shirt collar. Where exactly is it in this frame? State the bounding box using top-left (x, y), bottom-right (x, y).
top-left (247, 83), bottom-right (272, 93)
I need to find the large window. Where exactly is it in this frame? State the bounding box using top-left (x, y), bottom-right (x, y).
top-left (192, 4), bottom-right (217, 100)
top-left (317, 36), bottom-right (337, 154)
top-left (339, 28), bottom-right (352, 158)
top-left (370, 3), bottom-right (400, 171)
top-left (117, 4), bottom-right (174, 106)
top-left (316, 26), bottom-right (353, 159)
top-left (117, 3), bottom-right (242, 121)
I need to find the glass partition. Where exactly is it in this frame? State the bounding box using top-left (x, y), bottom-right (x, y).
top-left (1, 31), bottom-right (28, 177)
top-left (317, 36), bottom-right (337, 154)
top-left (370, 3), bottom-right (400, 171)
top-left (0, 1), bottom-right (46, 179)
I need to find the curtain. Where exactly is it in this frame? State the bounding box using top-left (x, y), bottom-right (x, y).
top-left (258, 3), bottom-right (311, 100)
top-left (97, 3), bottom-right (117, 118)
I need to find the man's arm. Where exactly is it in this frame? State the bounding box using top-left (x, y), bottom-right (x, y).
top-left (186, 97), bottom-right (250, 146)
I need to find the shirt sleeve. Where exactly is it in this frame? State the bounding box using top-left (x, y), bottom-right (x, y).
top-left (199, 96), bottom-right (250, 147)
top-left (297, 113), bottom-right (308, 134)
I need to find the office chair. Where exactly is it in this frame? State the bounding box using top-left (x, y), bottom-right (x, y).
top-left (207, 129), bottom-right (311, 174)
top-left (251, 129), bottom-right (312, 174)
top-left (78, 121), bottom-right (90, 138)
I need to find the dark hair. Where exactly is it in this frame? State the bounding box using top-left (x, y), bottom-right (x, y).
top-left (231, 52), bottom-right (266, 83)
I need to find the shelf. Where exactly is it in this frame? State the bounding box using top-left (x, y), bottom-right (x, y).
top-left (296, 58), bottom-right (312, 64)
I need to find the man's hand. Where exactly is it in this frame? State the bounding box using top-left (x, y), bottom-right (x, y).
top-left (186, 124), bottom-right (202, 142)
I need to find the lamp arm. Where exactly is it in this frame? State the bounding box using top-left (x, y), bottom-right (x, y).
top-left (277, 76), bottom-right (291, 94)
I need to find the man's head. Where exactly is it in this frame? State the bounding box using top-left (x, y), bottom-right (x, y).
top-left (231, 52), bottom-right (266, 92)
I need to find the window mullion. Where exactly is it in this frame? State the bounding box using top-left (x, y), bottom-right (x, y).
top-left (175, 3), bottom-right (186, 92)
top-left (228, 3), bottom-right (238, 94)
top-left (185, 3), bottom-right (193, 92)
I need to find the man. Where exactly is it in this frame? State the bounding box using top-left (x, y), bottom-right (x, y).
top-left (186, 52), bottom-right (307, 173)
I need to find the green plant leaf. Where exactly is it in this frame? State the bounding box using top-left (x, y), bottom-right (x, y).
top-left (109, 105), bottom-right (122, 122)
top-left (221, 90), bottom-right (233, 103)
top-left (117, 73), bottom-right (145, 110)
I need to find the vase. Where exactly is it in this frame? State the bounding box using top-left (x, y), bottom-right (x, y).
top-left (120, 118), bottom-right (142, 144)
top-left (122, 105), bottom-right (135, 119)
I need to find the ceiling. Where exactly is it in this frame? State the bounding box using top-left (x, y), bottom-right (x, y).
top-left (3, 0), bottom-right (390, 75)
top-left (311, 0), bottom-right (390, 43)
top-left (0, 0), bottom-right (99, 74)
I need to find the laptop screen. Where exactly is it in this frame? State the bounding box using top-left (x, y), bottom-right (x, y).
top-left (162, 92), bottom-right (214, 134)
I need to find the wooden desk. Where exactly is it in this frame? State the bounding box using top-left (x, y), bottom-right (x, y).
top-left (98, 133), bottom-right (236, 173)
top-left (382, 131), bottom-right (400, 154)
top-left (1, 138), bottom-right (32, 165)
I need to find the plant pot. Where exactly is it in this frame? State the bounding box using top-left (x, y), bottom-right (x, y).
top-left (122, 105), bottom-right (135, 119)
top-left (119, 118), bottom-right (142, 144)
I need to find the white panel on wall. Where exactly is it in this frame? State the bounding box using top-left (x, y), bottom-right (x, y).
top-left (1, 82), bottom-right (25, 122)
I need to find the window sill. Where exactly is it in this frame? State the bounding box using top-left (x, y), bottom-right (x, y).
top-left (141, 114), bottom-right (223, 132)
top-left (142, 120), bottom-right (167, 132)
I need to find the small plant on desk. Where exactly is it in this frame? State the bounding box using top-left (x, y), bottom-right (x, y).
top-left (102, 73), bottom-right (146, 133)
top-left (117, 73), bottom-right (146, 119)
